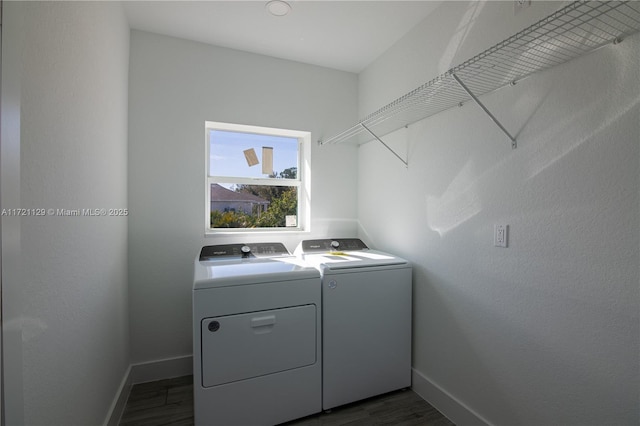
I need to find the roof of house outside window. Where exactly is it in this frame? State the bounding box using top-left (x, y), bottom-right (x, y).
top-left (210, 184), bottom-right (269, 204)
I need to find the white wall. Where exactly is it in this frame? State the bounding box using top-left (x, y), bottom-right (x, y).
top-left (4, 2), bottom-right (131, 424)
top-left (357, 1), bottom-right (639, 425)
top-left (2, 3), bottom-right (26, 424)
top-left (128, 31), bottom-right (358, 365)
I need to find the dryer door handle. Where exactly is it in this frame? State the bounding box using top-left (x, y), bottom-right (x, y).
top-left (251, 315), bottom-right (276, 328)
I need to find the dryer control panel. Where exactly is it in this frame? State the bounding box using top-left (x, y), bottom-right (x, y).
top-left (199, 243), bottom-right (290, 260)
top-left (299, 238), bottom-right (368, 253)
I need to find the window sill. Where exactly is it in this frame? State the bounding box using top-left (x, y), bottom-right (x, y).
top-left (205, 228), bottom-right (310, 237)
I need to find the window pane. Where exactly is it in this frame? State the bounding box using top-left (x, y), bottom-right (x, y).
top-left (209, 130), bottom-right (298, 179)
top-left (210, 183), bottom-right (298, 228)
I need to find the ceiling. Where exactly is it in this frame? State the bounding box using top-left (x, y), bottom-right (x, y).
top-left (123, 1), bottom-right (442, 73)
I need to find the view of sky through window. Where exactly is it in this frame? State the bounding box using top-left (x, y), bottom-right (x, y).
top-left (209, 130), bottom-right (298, 179)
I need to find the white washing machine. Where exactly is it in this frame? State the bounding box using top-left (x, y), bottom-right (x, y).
top-left (193, 243), bottom-right (321, 426)
top-left (295, 238), bottom-right (412, 410)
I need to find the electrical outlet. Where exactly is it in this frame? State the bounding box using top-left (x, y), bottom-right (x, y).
top-left (494, 224), bottom-right (508, 248)
top-left (514, 0), bottom-right (531, 14)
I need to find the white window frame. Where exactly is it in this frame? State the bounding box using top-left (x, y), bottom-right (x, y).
top-left (205, 121), bottom-right (311, 234)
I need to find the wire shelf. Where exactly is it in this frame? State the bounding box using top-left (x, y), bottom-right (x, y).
top-left (319, 1), bottom-right (640, 146)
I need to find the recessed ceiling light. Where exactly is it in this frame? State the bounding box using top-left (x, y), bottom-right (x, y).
top-left (266, 0), bottom-right (291, 17)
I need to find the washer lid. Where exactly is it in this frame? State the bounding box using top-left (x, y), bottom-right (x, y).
top-left (194, 257), bottom-right (320, 289)
top-left (302, 250), bottom-right (408, 271)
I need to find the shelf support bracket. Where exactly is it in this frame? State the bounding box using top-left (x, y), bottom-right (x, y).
top-left (360, 123), bottom-right (408, 167)
top-left (452, 73), bottom-right (517, 149)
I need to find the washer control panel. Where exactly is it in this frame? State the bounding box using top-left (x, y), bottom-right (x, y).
top-left (299, 238), bottom-right (368, 253)
top-left (199, 243), bottom-right (290, 260)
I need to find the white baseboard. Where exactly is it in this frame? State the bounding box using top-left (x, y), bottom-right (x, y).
top-left (104, 365), bottom-right (132, 426)
top-left (130, 355), bottom-right (193, 384)
top-left (411, 368), bottom-right (492, 426)
top-left (110, 360), bottom-right (482, 426)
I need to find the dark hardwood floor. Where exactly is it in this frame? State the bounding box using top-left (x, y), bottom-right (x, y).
top-left (119, 375), bottom-right (455, 426)
top-left (120, 376), bottom-right (194, 426)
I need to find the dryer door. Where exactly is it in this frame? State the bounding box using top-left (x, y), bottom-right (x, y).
top-left (201, 304), bottom-right (317, 387)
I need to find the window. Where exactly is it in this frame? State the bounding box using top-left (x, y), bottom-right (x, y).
top-left (205, 121), bottom-right (310, 232)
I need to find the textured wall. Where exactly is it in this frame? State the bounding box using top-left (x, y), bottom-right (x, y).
top-left (13, 2), bottom-right (130, 424)
top-left (128, 31), bottom-right (358, 364)
top-left (357, 2), bottom-right (639, 425)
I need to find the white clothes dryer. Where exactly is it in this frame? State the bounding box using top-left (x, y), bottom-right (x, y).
top-left (295, 238), bottom-right (412, 411)
top-left (193, 243), bottom-right (321, 426)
